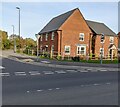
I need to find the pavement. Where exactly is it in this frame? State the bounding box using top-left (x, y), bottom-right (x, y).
top-left (1, 50), bottom-right (119, 71)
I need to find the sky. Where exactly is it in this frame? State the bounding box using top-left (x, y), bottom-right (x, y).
top-left (1, 2), bottom-right (118, 40)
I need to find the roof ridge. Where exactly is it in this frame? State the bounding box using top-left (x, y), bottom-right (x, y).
top-left (53, 8), bottom-right (78, 19)
top-left (86, 20), bottom-right (103, 24)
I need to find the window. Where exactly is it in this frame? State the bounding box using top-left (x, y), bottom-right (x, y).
top-left (77, 46), bottom-right (86, 55)
top-left (79, 33), bottom-right (84, 41)
top-left (51, 32), bottom-right (54, 40)
top-left (110, 37), bottom-right (114, 44)
top-left (100, 48), bottom-right (104, 56)
top-left (46, 33), bottom-right (48, 41)
top-left (40, 35), bottom-right (42, 41)
top-left (65, 46), bottom-right (70, 54)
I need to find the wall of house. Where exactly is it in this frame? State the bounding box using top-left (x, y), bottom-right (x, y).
top-left (118, 32), bottom-right (120, 50)
top-left (58, 9), bottom-right (92, 57)
top-left (94, 35), bottom-right (118, 58)
top-left (39, 31), bottom-right (58, 54)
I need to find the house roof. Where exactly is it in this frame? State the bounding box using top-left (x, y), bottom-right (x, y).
top-left (39, 8), bottom-right (77, 34)
top-left (38, 8), bottom-right (117, 36)
top-left (86, 20), bottom-right (117, 36)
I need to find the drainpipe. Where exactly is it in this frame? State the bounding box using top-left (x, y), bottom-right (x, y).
top-left (57, 30), bottom-right (62, 56)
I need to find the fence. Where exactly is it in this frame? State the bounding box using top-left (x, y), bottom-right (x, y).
top-left (38, 51), bottom-right (118, 60)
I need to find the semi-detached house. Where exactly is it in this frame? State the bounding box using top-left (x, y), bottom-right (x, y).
top-left (38, 8), bottom-right (118, 59)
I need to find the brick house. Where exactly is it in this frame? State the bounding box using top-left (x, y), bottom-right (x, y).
top-left (118, 32), bottom-right (120, 53)
top-left (38, 8), bottom-right (118, 59)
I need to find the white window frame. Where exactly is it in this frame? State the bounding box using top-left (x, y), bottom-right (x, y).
top-left (77, 46), bottom-right (86, 55)
top-left (100, 48), bottom-right (104, 57)
top-left (46, 33), bottom-right (48, 41)
top-left (64, 46), bottom-right (70, 55)
top-left (109, 36), bottom-right (114, 44)
top-left (79, 33), bottom-right (84, 41)
top-left (51, 32), bottom-right (54, 40)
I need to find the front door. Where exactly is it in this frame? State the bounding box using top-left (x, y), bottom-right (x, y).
top-left (109, 49), bottom-right (112, 59)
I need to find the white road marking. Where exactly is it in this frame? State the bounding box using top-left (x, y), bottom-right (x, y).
top-left (55, 70), bottom-right (66, 74)
top-left (48, 89), bottom-right (52, 91)
top-left (66, 70), bottom-right (77, 72)
top-left (56, 88), bottom-right (60, 90)
top-left (79, 70), bottom-right (88, 73)
top-left (15, 72), bottom-right (26, 76)
top-left (37, 90), bottom-right (43, 92)
top-left (99, 69), bottom-right (108, 72)
top-left (80, 85), bottom-right (84, 87)
top-left (93, 83), bottom-right (100, 86)
top-left (27, 91), bottom-right (30, 93)
top-left (87, 69), bottom-right (92, 71)
top-left (0, 66), bottom-right (5, 70)
top-left (43, 71), bottom-right (54, 75)
top-left (15, 72), bottom-right (26, 73)
top-left (106, 83), bottom-right (111, 85)
top-left (0, 72), bottom-right (10, 76)
top-left (29, 71), bottom-right (41, 75)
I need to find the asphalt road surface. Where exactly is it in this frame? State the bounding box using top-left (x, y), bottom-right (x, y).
top-left (1, 57), bottom-right (118, 105)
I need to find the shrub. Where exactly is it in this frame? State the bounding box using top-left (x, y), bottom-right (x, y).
top-left (57, 55), bottom-right (62, 60)
top-left (72, 56), bottom-right (80, 61)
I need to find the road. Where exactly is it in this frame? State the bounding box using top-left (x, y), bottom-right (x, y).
top-left (1, 57), bottom-right (118, 105)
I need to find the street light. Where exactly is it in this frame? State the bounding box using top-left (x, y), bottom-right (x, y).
top-left (35, 34), bottom-right (40, 61)
top-left (100, 33), bottom-right (104, 64)
top-left (16, 6), bottom-right (21, 51)
top-left (12, 25), bottom-right (16, 53)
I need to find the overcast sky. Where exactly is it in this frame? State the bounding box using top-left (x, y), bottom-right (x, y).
top-left (1, 2), bottom-right (118, 40)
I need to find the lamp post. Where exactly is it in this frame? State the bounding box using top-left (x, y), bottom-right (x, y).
top-left (12, 25), bottom-right (16, 53)
top-left (35, 34), bottom-right (40, 61)
top-left (100, 33), bottom-right (104, 64)
top-left (16, 7), bottom-right (20, 51)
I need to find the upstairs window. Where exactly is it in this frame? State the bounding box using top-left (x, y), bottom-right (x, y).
top-left (46, 33), bottom-right (48, 41)
top-left (51, 32), bottom-right (54, 40)
top-left (79, 33), bottom-right (84, 41)
top-left (110, 37), bottom-right (114, 44)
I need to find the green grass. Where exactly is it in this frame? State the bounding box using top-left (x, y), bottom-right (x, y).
top-left (20, 52), bottom-right (119, 64)
top-left (79, 59), bottom-right (118, 64)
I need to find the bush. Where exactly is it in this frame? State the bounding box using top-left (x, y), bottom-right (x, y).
top-left (72, 56), bottom-right (80, 61)
top-left (56, 55), bottom-right (62, 60)
top-left (43, 53), bottom-right (50, 58)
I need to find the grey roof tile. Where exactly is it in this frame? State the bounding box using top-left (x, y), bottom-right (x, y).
top-left (39, 8), bottom-right (77, 34)
top-left (38, 8), bottom-right (117, 37)
top-left (86, 20), bottom-right (117, 36)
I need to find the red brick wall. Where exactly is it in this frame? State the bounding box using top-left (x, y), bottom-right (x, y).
top-left (94, 35), bottom-right (118, 58)
top-left (118, 32), bottom-right (120, 49)
top-left (39, 31), bottom-right (58, 53)
top-left (58, 9), bottom-right (92, 57)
